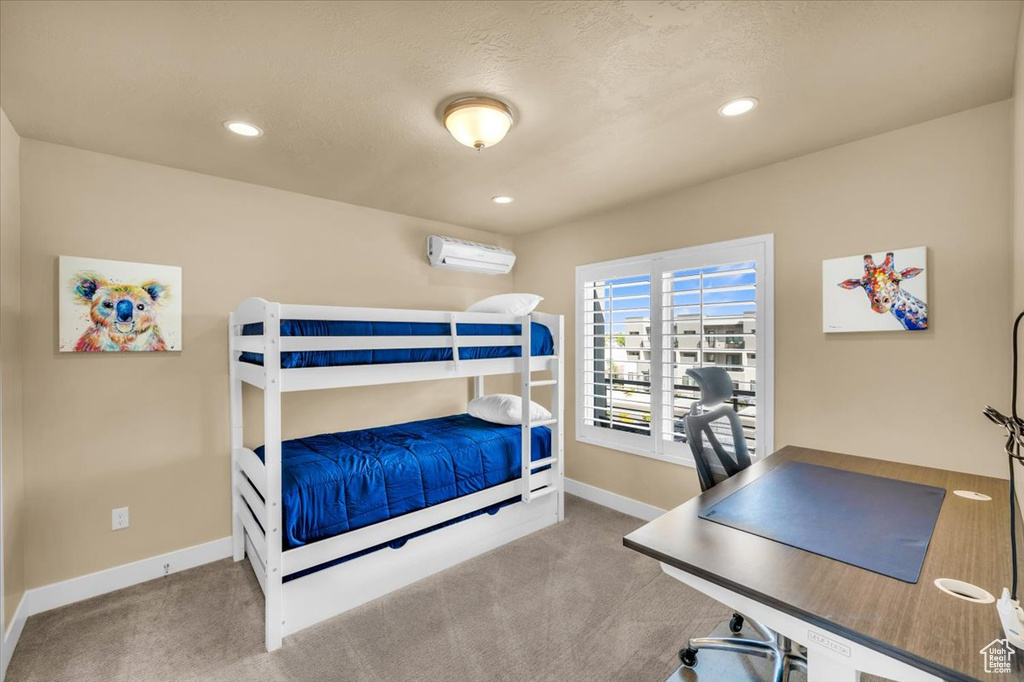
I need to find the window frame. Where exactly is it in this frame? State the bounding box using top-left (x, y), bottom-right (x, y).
top-left (574, 234), bottom-right (774, 468)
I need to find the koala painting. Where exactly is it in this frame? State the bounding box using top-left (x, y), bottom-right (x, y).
top-left (59, 256), bottom-right (182, 352)
top-left (70, 272), bottom-right (169, 351)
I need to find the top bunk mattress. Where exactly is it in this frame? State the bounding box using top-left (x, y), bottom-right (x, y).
top-left (253, 413), bottom-right (552, 551)
top-left (239, 319), bottom-right (553, 369)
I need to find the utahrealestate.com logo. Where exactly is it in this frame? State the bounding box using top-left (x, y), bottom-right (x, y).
top-left (980, 639), bottom-right (1016, 674)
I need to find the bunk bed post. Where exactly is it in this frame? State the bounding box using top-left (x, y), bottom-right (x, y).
top-left (520, 315), bottom-right (532, 502)
top-left (263, 302), bottom-right (284, 652)
top-left (554, 315), bottom-right (565, 522)
top-left (473, 376), bottom-right (485, 400)
top-left (229, 313), bottom-right (245, 562)
top-left (448, 313), bottom-right (461, 373)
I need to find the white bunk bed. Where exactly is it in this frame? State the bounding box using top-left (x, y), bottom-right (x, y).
top-left (228, 298), bottom-right (565, 651)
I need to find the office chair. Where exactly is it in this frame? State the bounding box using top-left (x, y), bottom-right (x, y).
top-left (678, 367), bottom-right (807, 682)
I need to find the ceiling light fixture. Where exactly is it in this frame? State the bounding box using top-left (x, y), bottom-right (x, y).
top-left (491, 196), bottom-right (514, 204)
top-left (718, 97), bottom-right (758, 117)
top-left (224, 120), bottom-right (264, 137)
top-left (443, 97), bottom-right (514, 150)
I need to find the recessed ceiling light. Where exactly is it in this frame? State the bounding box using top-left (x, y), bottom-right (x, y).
top-left (718, 97), bottom-right (758, 117)
top-left (492, 196), bottom-right (514, 204)
top-left (224, 120), bottom-right (263, 137)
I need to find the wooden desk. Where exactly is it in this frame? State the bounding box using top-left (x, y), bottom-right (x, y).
top-left (623, 446), bottom-right (1024, 682)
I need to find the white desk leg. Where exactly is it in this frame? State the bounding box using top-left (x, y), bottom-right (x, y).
top-left (807, 649), bottom-right (861, 682)
top-left (659, 565), bottom-right (942, 682)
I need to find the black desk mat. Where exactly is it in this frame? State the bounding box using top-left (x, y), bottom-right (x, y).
top-left (699, 461), bottom-right (946, 583)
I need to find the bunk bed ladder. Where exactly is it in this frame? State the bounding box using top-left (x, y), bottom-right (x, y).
top-left (520, 314), bottom-right (563, 510)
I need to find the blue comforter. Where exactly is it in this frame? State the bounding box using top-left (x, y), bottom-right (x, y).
top-left (254, 414), bottom-right (551, 551)
top-left (240, 320), bottom-right (553, 368)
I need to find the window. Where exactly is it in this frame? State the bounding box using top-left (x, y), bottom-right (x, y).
top-left (576, 235), bottom-right (773, 466)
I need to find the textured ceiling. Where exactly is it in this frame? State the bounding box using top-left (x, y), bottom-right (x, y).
top-left (1, 1), bottom-right (1020, 234)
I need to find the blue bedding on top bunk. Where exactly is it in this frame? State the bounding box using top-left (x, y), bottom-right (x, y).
top-left (253, 414), bottom-right (551, 552)
top-left (239, 320), bottom-right (553, 369)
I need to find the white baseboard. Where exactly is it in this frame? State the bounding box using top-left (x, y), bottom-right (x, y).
top-left (0, 537), bottom-right (230, 676)
top-left (565, 478), bottom-right (666, 521)
top-left (2, 593), bottom-right (27, 680)
top-left (23, 536), bottom-right (231, 618)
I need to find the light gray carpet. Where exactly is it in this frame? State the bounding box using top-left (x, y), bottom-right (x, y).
top-left (7, 496), bottom-right (812, 682)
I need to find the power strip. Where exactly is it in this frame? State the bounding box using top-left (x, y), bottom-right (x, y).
top-left (998, 588), bottom-right (1024, 649)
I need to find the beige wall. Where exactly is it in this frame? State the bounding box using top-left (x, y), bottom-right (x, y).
top-left (1013, 13), bottom-right (1024, 513)
top-left (514, 101), bottom-right (1014, 511)
top-left (1, 108), bottom-right (26, 628)
top-left (1016, 14), bottom-right (1024, 319)
top-left (18, 140), bottom-right (513, 588)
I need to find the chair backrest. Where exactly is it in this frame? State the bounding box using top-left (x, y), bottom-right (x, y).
top-left (683, 367), bottom-right (751, 492)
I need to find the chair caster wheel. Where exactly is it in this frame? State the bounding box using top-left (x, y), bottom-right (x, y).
top-left (729, 613), bottom-right (744, 633)
top-left (679, 647), bottom-right (698, 667)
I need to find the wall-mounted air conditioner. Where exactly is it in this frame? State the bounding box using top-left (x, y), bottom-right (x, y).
top-left (427, 235), bottom-right (516, 275)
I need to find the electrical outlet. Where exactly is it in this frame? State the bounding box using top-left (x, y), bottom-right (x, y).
top-left (112, 507), bottom-right (129, 531)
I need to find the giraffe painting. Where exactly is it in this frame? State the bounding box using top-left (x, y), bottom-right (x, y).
top-left (822, 247), bottom-right (928, 333)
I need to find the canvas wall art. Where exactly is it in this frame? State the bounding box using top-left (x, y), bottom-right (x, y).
top-left (58, 256), bottom-right (182, 352)
top-left (822, 247), bottom-right (928, 333)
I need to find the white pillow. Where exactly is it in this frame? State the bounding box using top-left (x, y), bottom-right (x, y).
top-left (469, 394), bottom-right (552, 426)
top-left (466, 293), bottom-right (543, 316)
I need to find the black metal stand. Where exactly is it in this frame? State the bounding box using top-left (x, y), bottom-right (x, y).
top-left (983, 310), bottom-right (1024, 600)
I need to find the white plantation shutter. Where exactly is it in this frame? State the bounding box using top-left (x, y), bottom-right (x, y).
top-left (580, 271), bottom-right (654, 448)
top-left (659, 262), bottom-right (758, 455)
top-left (576, 236), bottom-right (773, 465)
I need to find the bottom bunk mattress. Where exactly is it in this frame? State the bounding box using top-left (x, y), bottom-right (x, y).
top-left (253, 413), bottom-right (552, 552)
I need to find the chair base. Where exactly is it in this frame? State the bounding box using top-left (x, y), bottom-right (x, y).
top-left (680, 613), bottom-right (807, 682)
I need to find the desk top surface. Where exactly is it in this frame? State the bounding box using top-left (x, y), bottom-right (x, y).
top-left (623, 445), bottom-right (1024, 682)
